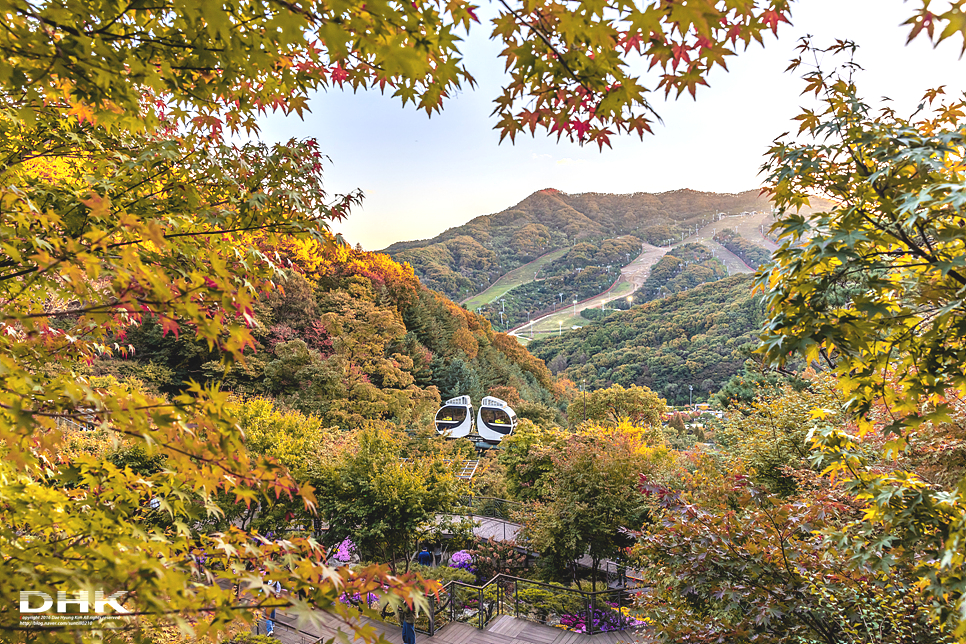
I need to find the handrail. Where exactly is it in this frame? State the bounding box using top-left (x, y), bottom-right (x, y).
top-left (56, 416), bottom-right (96, 432)
top-left (453, 495), bottom-right (523, 522)
top-left (266, 571), bottom-right (640, 638)
top-left (460, 495), bottom-right (524, 507)
top-left (447, 572), bottom-right (620, 598)
top-left (436, 573), bottom-right (643, 636)
top-left (447, 498), bottom-right (642, 581)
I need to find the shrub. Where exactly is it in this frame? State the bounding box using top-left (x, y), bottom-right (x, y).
top-left (515, 585), bottom-right (586, 618)
top-left (408, 563), bottom-right (476, 585)
top-left (470, 538), bottom-right (526, 581)
top-left (559, 606), bottom-right (643, 633)
top-left (229, 635), bottom-right (279, 644)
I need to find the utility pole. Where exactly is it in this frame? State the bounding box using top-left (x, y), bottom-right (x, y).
top-left (573, 299), bottom-right (577, 317)
top-left (689, 385), bottom-right (693, 407)
top-left (558, 321), bottom-right (562, 336)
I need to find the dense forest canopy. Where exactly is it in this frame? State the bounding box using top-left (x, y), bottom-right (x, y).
top-left (98, 239), bottom-right (564, 427)
top-left (531, 275), bottom-right (764, 404)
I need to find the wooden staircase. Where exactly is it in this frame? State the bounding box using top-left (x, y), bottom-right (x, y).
top-left (272, 611), bottom-right (644, 644)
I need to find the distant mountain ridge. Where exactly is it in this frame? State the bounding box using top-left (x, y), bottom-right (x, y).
top-left (382, 188), bottom-right (770, 300)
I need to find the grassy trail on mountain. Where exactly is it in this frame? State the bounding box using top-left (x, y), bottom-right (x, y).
top-left (512, 243), bottom-right (669, 341)
top-left (718, 210), bottom-right (779, 252)
top-left (461, 247), bottom-right (568, 310)
top-left (688, 216), bottom-right (758, 275)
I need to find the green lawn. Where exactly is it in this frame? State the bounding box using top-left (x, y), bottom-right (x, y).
top-left (532, 313), bottom-right (586, 335)
top-left (461, 248), bottom-right (568, 310)
top-left (606, 280), bottom-right (635, 299)
top-left (526, 279), bottom-right (634, 335)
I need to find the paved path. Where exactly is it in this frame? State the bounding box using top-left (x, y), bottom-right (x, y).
top-left (273, 610), bottom-right (643, 644)
top-left (439, 515), bottom-right (643, 585)
top-left (724, 210), bottom-right (780, 252)
top-left (437, 514), bottom-right (521, 543)
top-left (689, 213), bottom-right (764, 274)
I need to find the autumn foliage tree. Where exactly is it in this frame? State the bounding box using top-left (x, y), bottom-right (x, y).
top-left (0, 111), bottom-right (401, 640)
top-left (4, 1), bottom-right (966, 641)
top-left (519, 422), bottom-right (675, 584)
top-left (715, 376), bottom-right (846, 495)
top-left (309, 426), bottom-right (462, 571)
top-left (758, 40), bottom-right (966, 636)
top-left (637, 466), bottom-right (952, 644)
top-left (566, 383), bottom-right (666, 428)
top-left (6, 1), bottom-right (963, 150)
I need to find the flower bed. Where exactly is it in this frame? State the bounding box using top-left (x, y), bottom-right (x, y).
top-left (338, 591), bottom-right (380, 607)
top-left (558, 606), bottom-right (646, 634)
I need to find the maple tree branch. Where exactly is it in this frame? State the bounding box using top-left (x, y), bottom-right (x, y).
top-left (103, 218), bottom-right (329, 250)
top-left (494, 0), bottom-right (591, 97)
top-left (90, 1), bottom-right (139, 35)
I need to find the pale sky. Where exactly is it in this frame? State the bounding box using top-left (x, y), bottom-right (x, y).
top-left (258, 0), bottom-right (966, 250)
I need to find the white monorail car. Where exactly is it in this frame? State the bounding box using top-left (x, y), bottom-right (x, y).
top-left (434, 395), bottom-right (473, 438)
top-left (476, 396), bottom-right (517, 442)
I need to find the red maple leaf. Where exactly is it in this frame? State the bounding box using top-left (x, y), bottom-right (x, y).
top-left (761, 9), bottom-right (789, 35)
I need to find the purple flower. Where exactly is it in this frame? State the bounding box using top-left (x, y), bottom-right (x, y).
top-left (332, 537), bottom-right (356, 563)
top-left (448, 550), bottom-right (474, 572)
top-left (559, 607), bottom-right (644, 633)
top-left (338, 591), bottom-right (380, 607)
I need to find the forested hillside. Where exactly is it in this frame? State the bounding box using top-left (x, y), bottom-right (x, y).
top-left (637, 243), bottom-right (728, 302)
top-left (530, 275), bottom-right (763, 404)
top-left (713, 229), bottom-right (772, 269)
top-left (95, 239), bottom-right (563, 427)
top-left (384, 188), bottom-right (769, 299)
top-left (12, 0), bottom-right (966, 641)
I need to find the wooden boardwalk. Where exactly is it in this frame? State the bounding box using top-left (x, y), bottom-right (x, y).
top-left (270, 611), bottom-right (644, 644)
